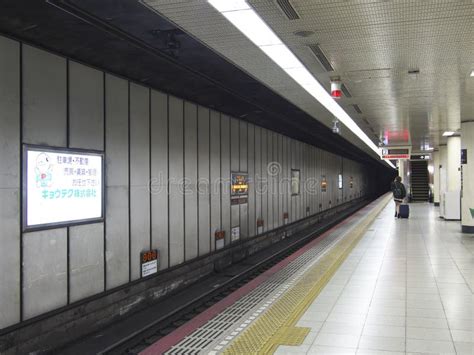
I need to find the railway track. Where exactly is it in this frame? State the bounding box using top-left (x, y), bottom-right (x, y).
top-left (57, 200), bottom-right (369, 355)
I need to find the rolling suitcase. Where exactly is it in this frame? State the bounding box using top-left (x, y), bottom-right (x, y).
top-left (399, 204), bottom-right (409, 218)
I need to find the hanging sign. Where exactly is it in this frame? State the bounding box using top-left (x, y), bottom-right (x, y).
top-left (380, 147), bottom-right (411, 160)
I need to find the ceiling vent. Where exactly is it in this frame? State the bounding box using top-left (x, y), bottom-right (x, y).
top-left (308, 44), bottom-right (334, 72)
top-left (341, 84), bottom-right (352, 98)
top-left (352, 104), bottom-right (362, 114)
top-left (274, 0), bottom-right (300, 20)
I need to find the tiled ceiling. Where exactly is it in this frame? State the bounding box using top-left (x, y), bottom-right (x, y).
top-left (143, 0), bottom-right (474, 154)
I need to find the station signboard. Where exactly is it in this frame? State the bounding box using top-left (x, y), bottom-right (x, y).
top-left (380, 147), bottom-right (411, 160)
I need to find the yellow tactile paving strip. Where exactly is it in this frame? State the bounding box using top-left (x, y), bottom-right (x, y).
top-left (223, 195), bottom-right (392, 355)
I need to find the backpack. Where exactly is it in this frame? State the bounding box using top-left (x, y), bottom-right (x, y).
top-left (393, 182), bottom-right (406, 199)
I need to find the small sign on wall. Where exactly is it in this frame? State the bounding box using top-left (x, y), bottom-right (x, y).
top-left (231, 226), bottom-right (240, 242)
top-left (461, 149), bottom-right (467, 164)
top-left (321, 176), bottom-right (327, 192)
top-left (141, 249), bottom-right (159, 278)
top-left (215, 230), bottom-right (225, 250)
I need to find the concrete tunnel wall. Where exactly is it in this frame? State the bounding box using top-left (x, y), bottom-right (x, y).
top-left (0, 34), bottom-right (372, 329)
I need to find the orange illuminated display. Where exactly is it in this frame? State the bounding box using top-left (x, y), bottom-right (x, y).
top-left (142, 250), bottom-right (158, 263)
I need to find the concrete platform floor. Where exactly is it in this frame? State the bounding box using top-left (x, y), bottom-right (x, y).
top-left (277, 202), bottom-right (473, 355)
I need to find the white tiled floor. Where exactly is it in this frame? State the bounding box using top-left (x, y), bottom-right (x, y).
top-left (275, 202), bottom-right (474, 355)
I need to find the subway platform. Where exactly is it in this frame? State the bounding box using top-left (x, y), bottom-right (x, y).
top-left (142, 195), bottom-right (473, 355)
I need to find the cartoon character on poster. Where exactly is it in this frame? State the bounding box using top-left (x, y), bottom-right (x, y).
top-left (35, 153), bottom-right (53, 188)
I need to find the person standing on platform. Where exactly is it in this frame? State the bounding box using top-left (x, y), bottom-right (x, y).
top-left (391, 176), bottom-right (406, 218)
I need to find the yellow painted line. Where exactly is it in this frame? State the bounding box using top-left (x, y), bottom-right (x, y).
top-left (223, 195), bottom-right (392, 355)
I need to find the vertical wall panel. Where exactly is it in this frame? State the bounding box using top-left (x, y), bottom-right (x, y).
top-left (168, 96), bottom-right (184, 266)
top-left (23, 45), bottom-right (67, 147)
top-left (150, 90), bottom-right (169, 269)
top-left (282, 136), bottom-right (288, 223)
top-left (0, 36), bottom-right (20, 328)
top-left (69, 61), bottom-right (104, 300)
top-left (230, 118), bottom-right (239, 242)
top-left (254, 126), bottom-right (262, 234)
top-left (220, 115), bottom-right (231, 244)
top-left (247, 124), bottom-right (255, 237)
top-left (184, 102), bottom-right (198, 260)
top-left (230, 118), bottom-right (239, 171)
top-left (69, 224), bottom-right (104, 302)
top-left (23, 229), bottom-right (67, 319)
top-left (239, 121), bottom-right (248, 239)
top-left (239, 121), bottom-right (248, 172)
top-left (197, 106), bottom-right (210, 255)
top-left (105, 74), bottom-right (130, 287)
top-left (22, 44), bottom-right (68, 319)
top-left (267, 131), bottom-right (274, 230)
top-left (209, 111), bottom-right (221, 251)
top-left (261, 129), bottom-right (268, 231)
top-left (68, 61), bottom-right (104, 150)
top-left (129, 83), bottom-right (150, 279)
top-left (277, 134), bottom-right (283, 227)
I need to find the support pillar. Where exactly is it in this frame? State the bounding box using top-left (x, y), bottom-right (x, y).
top-left (438, 145), bottom-right (447, 217)
top-left (447, 136), bottom-right (461, 192)
top-left (461, 121), bottom-right (474, 233)
top-left (443, 136), bottom-right (461, 220)
top-left (433, 151), bottom-right (440, 206)
top-left (398, 159), bottom-right (404, 180)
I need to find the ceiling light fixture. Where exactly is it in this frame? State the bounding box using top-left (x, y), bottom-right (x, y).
top-left (442, 131), bottom-right (455, 137)
top-left (470, 70), bottom-right (474, 77)
top-left (208, 0), bottom-right (395, 169)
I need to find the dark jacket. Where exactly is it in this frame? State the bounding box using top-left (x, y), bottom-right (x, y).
top-left (391, 181), bottom-right (406, 200)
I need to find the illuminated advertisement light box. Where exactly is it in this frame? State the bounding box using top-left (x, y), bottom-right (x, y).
top-left (23, 145), bottom-right (104, 231)
top-left (231, 173), bottom-right (248, 196)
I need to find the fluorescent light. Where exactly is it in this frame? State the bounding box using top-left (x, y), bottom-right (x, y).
top-left (443, 131), bottom-right (455, 137)
top-left (470, 70), bottom-right (474, 77)
top-left (208, 0), bottom-right (392, 167)
top-left (207, 0), bottom-right (250, 12)
top-left (222, 10), bottom-right (282, 46)
top-left (260, 44), bottom-right (301, 69)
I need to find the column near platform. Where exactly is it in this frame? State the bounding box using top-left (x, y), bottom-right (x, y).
top-left (444, 136), bottom-right (461, 220)
top-left (447, 136), bottom-right (461, 192)
top-left (438, 145), bottom-right (447, 217)
top-left (461, 121), bottom-right (474, 233)
top-left (433, 150), bottom-right (440, 206)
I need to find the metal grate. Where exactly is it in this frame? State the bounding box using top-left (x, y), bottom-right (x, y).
top-left (352, 104), bottom-right (362, 114)
top-left (274, 0), bottom-right (300, 20)
top-left (307, 44), bottom-right (334, 72)
top-left (341, 83), bottom-right (352, 98)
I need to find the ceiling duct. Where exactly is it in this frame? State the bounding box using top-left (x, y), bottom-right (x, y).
top-left (341, 83), bottom-right (352, 98)
top-left (308, 44), bottom-right (334, 72)
top-left (274, 0), bottom-right (300, 20)
top-left (352, 104), bottom-right (362, 114)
